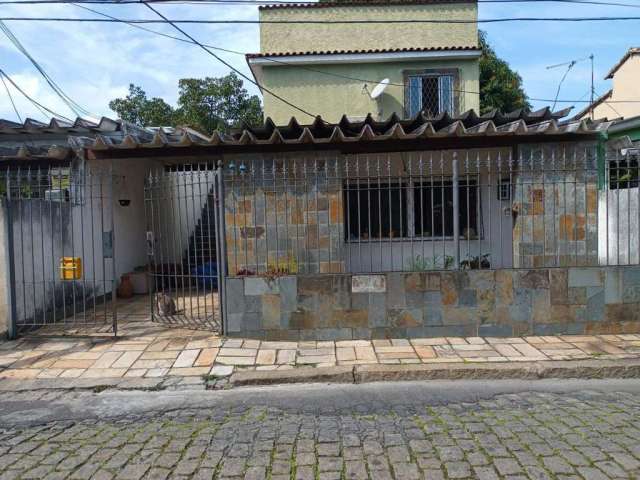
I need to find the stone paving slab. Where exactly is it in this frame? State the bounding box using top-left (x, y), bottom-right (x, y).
top-left (3, 312), bottom-right (640, 390)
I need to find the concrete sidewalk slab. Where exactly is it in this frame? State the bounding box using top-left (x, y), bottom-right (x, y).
top-left (3, 317), bottom-right (640, 391)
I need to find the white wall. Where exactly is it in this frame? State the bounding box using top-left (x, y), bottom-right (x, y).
top-left (0, 203), bottom-right (8, 336)
top-left (598, 187), bottom-right (640, 265)
top-left (149, 168), bottom-right (216, 266)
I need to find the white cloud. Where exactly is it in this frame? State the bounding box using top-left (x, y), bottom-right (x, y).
top-left (0, 2), bottom-right (638, 121)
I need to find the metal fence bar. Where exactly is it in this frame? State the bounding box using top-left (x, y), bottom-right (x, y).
top-left (219, 147), bottom-right (639, 279)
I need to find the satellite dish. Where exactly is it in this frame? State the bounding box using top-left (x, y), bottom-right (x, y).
top-left (370, 78), bottom-right (390, 99)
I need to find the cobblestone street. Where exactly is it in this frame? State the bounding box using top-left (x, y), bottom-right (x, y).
top-left (1, 381), bottom-right (640, 479)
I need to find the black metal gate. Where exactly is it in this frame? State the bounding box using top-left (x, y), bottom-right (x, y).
top-left (3, 164), bottom-right (118, 338)
top-left (144, 164), bottom-right (224, 332)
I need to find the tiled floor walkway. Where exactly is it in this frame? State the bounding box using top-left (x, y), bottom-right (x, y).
top-left (1, 297), bottom-right (640, 381)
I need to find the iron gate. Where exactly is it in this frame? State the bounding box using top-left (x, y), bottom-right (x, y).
top-left (144, 164), bottom-right (224, 332)
top-left (3, 164), bottom-right (118, 338)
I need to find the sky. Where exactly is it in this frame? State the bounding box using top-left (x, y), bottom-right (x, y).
top-left (0, 0), bottom-right (639, 125)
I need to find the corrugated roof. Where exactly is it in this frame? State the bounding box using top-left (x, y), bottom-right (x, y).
top-left (605, 47), bottom-right (640, 79)
top-left (87, 107), bottom-right (611, 155)
top-left (259, 0), bottom-right (475, 10)
top-left (246, 45), bottom-right (479, 59)
top-left (0, 116), bottom-right (159, 161)
top-left (0, 116), bottom-right (123, 135)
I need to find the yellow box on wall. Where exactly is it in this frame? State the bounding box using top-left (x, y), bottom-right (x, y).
top-left (60, 257), bottom-right (82, 280)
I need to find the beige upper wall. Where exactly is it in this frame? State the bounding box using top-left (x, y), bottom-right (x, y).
top-left (260, 58), bottom-right (480, 124)
top-left (580, 52), bottom-right (640, 120)
top-left (259, 2), bottom-right (479, 54)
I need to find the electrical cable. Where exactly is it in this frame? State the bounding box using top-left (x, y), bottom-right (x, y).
top-left (140, 1), bottom-right (322, 121)
top-left (0, 68), bottom-right (74, 121)
top-left (1, 73), bottom-right (22, 123)
top-left (68, 3), bottom-right (640, 106)
top-left (4, 0), bottom-right (640, 6)
top-left (0, 20), bottom-right (90, 117)
top-left (5, 15), bottom-right (640, 23)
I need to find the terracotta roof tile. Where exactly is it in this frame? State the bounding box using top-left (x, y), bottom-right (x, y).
top-left (260, 0), bottom-right (475, 10)
top-left (246, 45), bottom-right (479, 58)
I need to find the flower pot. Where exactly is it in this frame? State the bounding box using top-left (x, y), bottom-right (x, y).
top-left (117, 274), bottom-right (134, 299)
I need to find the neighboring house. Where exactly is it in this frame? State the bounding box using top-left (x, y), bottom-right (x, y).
top-left (246, 0), bottom-right (481, 124)
top-left (576, 47), bottom-right (640, 120)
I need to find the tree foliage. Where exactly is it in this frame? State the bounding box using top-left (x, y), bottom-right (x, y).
top-left (108, 85), bottom-right (174, 127)
top-left (109, 72), bottom-right (263, 133)
top-left (479, 31), bottom-right (531, 114)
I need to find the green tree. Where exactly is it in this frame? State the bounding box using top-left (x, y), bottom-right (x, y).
top-left (108, 73), bottom-right (263, 133)
top-left (175, 73), bottom-right (263, 133)
top-left (108, 84), bottom-right (174, 126)
top-left (479, 31), bottom-right (531, 114)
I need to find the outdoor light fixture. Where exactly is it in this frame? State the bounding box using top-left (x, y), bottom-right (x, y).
top-left (118, 175), bottom-right (131, 207)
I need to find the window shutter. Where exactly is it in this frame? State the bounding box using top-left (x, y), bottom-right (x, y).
top-left (438, 75), bottom-right (454, 114)
top-left (407, 77), bottom-right (423, 118)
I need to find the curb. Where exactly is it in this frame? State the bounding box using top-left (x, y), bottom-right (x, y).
top-left (229, 366), bottom-right (355, 386)
top-left (3, 359), bottom-right (640, 393)
top-left (229, 359), bottom-right (640, 387)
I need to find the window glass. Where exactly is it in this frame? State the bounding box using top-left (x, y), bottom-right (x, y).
top-left (414, 180), bottom-right (479, 238)
top-left (344, 183), bottom-right (407, 240)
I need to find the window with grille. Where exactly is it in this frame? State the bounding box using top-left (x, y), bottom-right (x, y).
top-left (609, 157), bottom-right (639, 189)
top-left (414, 180), bottom-right (479, 238)
top-left (344, 183), bottom-right (407, 240)
top-left (343, 180), bottom-right (480, 241)
top-left (406, 74), bottom-right (455, 118)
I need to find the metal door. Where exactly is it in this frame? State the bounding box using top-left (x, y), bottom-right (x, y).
top-left (144, 164), bottom-right (223, 332)
top-left (3, 164), bottom-right (118, 338)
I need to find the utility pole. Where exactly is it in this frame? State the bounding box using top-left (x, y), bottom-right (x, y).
top-left (590, 54), bottom-right (595, 120)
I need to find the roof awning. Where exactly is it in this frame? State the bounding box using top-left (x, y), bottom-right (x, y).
top-left (87, 107), bottom-right (610, 159)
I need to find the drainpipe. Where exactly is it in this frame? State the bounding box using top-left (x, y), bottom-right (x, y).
top-left (597, 131), bottom-right (608, 191)
top-left (452, 151), bottom-right (460, 269)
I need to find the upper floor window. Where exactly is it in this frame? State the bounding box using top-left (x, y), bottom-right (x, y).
top-left (405, 73), bottom-right (455, 118)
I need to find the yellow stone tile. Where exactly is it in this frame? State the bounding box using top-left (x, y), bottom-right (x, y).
top-left (0, 369), bottom-right (41, 379)
top-left (194, 348), bottom-right (219, 367)
top-left (111, 351), bottom-right (143, 369)
top-left (140, 351), bottom-right (179, 360)
top-left (168, 367), bottom-right (210, 376)
top-left (37, 369), bottom-right (64, 378)
top-left (92, 352), bottom-right (124, 369)
top-left (80, 368), bottom-right (127, 378)
top-left (59, 369), bottom-right (85, 378)
top-left (51, 359), bottom-right (96, 369)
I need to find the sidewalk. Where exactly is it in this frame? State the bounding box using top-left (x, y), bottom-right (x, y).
top-left (2, 312), bottom-right (640, 391)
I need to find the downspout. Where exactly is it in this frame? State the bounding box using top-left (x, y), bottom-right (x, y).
top-left (597, 131), bottom-right (608, 190)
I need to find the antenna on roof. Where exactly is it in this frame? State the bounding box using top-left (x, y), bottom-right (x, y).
top-left (547, 54), bottom-right (595, 118)
top-left (363, 78), bottom-right (390, 119)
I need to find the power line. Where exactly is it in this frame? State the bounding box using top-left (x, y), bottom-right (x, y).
top-left (1, 73), bottom-right (22, 123)
top-left (139, 1), bottom-right (321, 121)
top-left (5, 0), bottom-right (640, 6)
top-left (0, 20), bottom-right (90, 117)
top-left (4, 15), bottom-right (640, 23)
top-left (68, 3), bottom-right (640, 106)
top-left (0, 68), bottom-right (73, 121)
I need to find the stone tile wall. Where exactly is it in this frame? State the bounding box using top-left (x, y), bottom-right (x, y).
top-left (224, 267), bottom-right (640, 340)
top-left (513, 143), bottom-right (600, 268)
top-left (223, 158), bottom-right (345, 276)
